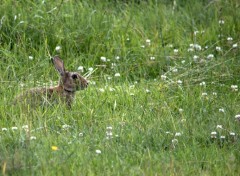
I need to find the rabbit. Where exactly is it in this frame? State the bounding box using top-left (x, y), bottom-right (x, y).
top-left (14, 56), bottom-right (88, 108)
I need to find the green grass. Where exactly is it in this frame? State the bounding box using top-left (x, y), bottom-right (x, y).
top-left (1, 0), bottom-right (240, 175)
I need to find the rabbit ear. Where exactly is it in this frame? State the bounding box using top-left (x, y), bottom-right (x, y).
top-left (52, 56), bottom-right (65, 76)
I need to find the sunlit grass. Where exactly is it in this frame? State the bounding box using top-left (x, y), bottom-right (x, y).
top-left (0, 0), bottom-right (240, 175)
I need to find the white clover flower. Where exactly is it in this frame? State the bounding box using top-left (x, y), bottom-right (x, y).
top-left (106, 131), bottom-right (113, 138)
top-left (55, 46), bottom-right (61, 52)
top-left (22, 125), bottom-right (29, 129)
top-left (168, 44), bottom-right (173, 48)
top-left (150, 56), bottom-right (155, 60)
top-left (194, 31), bottom-right (199, 36)
top-left (173, 49), bottom-right (179, 54)
top-left (146, 39), bottom-right (151, 45)
top-left (175, 132), bottom-right (181, 137)
top-left (29, 56), bottom-right (33, 60)
top-left (199, 81), bottom-right (206, 86)
top-left (216, 125), bottom-right (223, 129)
top-left (106, 126), bottom-right (113, 130)
top-left (115, 56), bottom-right (120, 60)
top-left (2, 128), bottom-right (7, 131)
top-left (30, 136), bottom-right (36, 140)
top-left (179, 108), bottom-right (183, 113)
top-left (202, 92), bottom-right (208, 96)
top-left (165, 131), bottom-right (171, 134)
top-left (211, 131), bottom-right (217, 138)
top-left (187, 48), bottom-right (194, 52)
top-left (126, 38), bottom-right (130, 41)
top-left (62, 124), bottom-right (71, 129)
top-left (193, 55), bottom-right (199, 61)
top-left (114, 73), bottom-right (120, 77)
top-left (212, 92), bottom-right (217, 96)
top-left (207, 54), bottom-right (214, 59)
top-left (211, 131), bottom-right (217, 135)
top-left (88, 67), bottom-right (93, 72)
top-left (77, 66), bottom-right (84, 72)
top-left (231, 85), bottom-right (238, 91)
top-left (177, 80), bottom-right (182, 84)
top-left (230, 132), bottom-right (235, 136)
top-left (129, 93), bottom-right (135, 96)
top-left (181, 60), bottom-right (186, 64)
top-left (227, 37), bottom-right (233, 41)
top-left (109, 87), bottom-right (115, 92)
top-left (100, 56), bottom-right (107, 62)
top-left (194, 44), bottom-right (202, 51)
top-left (79, 132), bottom-right (83, 137)
top-left (172, 68), bottom-right (178, 73)
top-left (96, 149), bottom-right (101, 154)
top-left (141, 45), bottom-right (145, 48)
top-left (235, 114), bottom-right (240, 120)
top-left (11, 127), bottom-right (18, 130)
top-left (205, 46), bottom-right (209, 49)
top-left (216, 46), bottom-right (222, 51)
top-left (145, 89), bottom-right (150, 93)
top-left (219, 108), bottom-right (225, 113)
top-left (172, 139), bottom-right (178, 144)
top-left (220, 136), bottom-right (225, 139)
top-left (233, 43), bottom-right (238, 48)
top-left (99, 88), bottom-right (105, 92)
top-left (219, 20), bottom-right (224, 24)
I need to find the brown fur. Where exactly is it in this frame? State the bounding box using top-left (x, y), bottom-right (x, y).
top-left (14, 56), bottom-right (88, 108)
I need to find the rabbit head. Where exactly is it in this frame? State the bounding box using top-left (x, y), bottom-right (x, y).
top-left (52, 56), bottom-right (88, 92)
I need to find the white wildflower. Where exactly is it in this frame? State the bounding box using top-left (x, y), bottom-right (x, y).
top-left (79, 132), bottom-right (83, 137)
top-left (77, 66), bottom-right (84, 72)
top-left (55, 46), bottom-right (61, 52)
top-left (2, 128), bottom-right (7, 131)
top-left (207, 54), bottom-right (214, 59)
top-left (219, 20), bottom-right (224, 24)
top-left (99, 88), bottom-right (105, 92)
top-left (175, 132), bottom-right (181, 137)
top-left (150, 56), bottom-right (155, 60)
top-left (145, 89), bottom-right (150, 93)
top-left (199, 81), bottom-right (206, 86)
top-left (100, 56), bottom-right (107, 62)
top-left (216, 46), bottom-right (222, 51)
top-left (114, 73), bottom-right (120, 77)
top-left (88, 67), bottom-right (93, 72)
top-left (96, 150), bottom-right (101, 154)
top-left (227, 37), bottom-right (233, 41)
top-left (172, 139), bottom-right (178, 144)
top-left (219, 108), bottom-right (225, 113)
top-left (29, 56), bottom-right (33, 60)
top-left (217, 125), bottom-right (223, 129)
top-left (30, 136), bottom-right (36, 140)
top-left (173, 49), bottom-right (179, 54)
top-left (11, 127), bottom-right (18, 130)
top-left (177, 80), bottom-right (182, 84)
top-left (179, 108), bottom-right (183, 113)
top-left (230, 132), bottom-right (235, 136)
top-left (115, 56), bottom-right (120, 60)
top-left (202, 92), bottom-right (208, 96)
top-left (232, 43), bottom-right (238, 48)
top-left (146, 39), bottom-right (151, 45)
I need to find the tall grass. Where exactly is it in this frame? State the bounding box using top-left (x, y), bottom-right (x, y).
top-left (0, 0), bottom-right (240, 175)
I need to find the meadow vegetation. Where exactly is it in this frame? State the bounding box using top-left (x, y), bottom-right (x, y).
top-left (0, 0), bottom-right (240, 175)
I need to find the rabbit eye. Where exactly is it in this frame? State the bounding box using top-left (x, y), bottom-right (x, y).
top-left (71, 74), bottom-right (78, 79)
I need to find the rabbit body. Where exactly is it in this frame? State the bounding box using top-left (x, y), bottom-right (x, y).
top-left (14, 56), bottom-right (88, 108)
